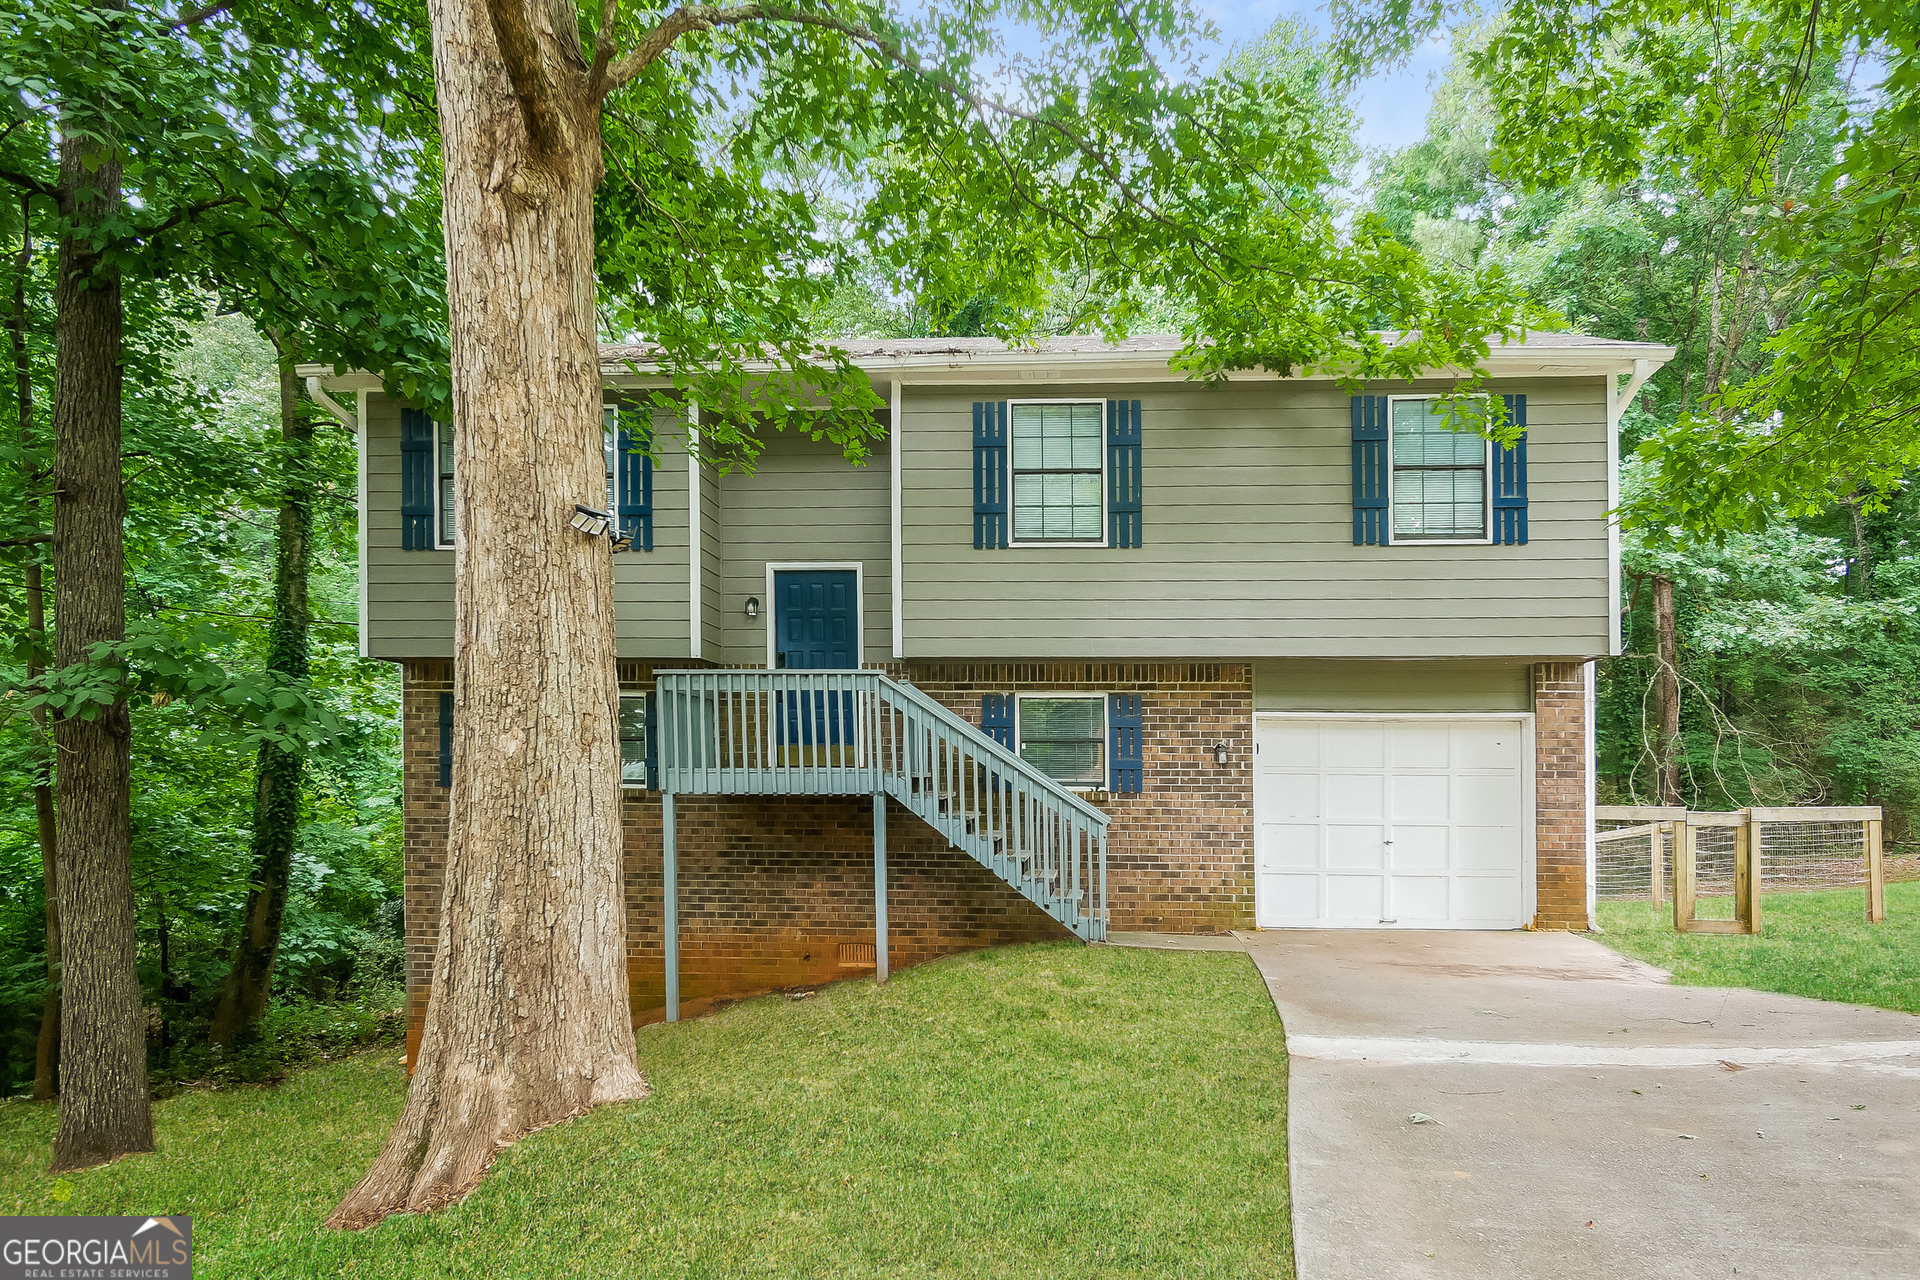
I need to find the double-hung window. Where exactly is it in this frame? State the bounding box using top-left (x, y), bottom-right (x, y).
top-left (1010, 402), bottom-right (1105, 545)
top-left (437, 420), bottom-right (457, 547)
top-left (1015, 694), bottom-right (1106, 788)
top-left (618, 693), bottom-right (651, 788)
top-left (1390, 397), bottom-right (1489, 542)
top-left (603, 408), bottom-right (619, 516)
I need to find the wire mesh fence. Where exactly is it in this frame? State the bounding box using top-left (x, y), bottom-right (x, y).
top-left (1595, 806), bottom-right (1887, 925)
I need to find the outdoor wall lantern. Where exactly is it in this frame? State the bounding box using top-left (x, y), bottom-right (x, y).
top-left (744, 596), bottom-right (761, 619)
top-left (1212, 741), bottom-right (1230, 767)
top-left (571, 504), bottom-right (613, 537)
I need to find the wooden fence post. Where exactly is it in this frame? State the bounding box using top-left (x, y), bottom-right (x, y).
top-left (1671, 816), bottom-right (1694, 932)
top-left (1652, 822), bottom-right (1667, 904)
top-left (1733, 810), bottom-right (1761, 934)
top-left (1866, 817), bottom-right (1886, 924)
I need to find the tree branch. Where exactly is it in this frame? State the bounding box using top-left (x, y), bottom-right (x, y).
top-left (167, 1), bottom-right (233, 31)
top-left (602, 3), bottom-right (775, 95)
top-left (487, 0), bottom-right (573, 158)
top-left (0, 534), bottom-right (52, 548)
top-left (0, 170), bottom-right (57, 200)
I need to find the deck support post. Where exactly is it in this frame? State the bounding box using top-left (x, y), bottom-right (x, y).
top-left (874, 792), bottom-right (889, 983)
top-left (663, 790), bottom-right (679, 1022)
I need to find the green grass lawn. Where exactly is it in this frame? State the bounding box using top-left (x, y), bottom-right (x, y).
top-left (1594, 880), bottom-right (1920, 1014)
top-left (0, 943), bottom-right (1292, 1280)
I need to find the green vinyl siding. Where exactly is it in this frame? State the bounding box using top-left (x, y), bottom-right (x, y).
top-left (361, 393), bottom-right (694, 660)
top-left (716, 425), bottom-right (893, 665)
top-left (900, 378), bottom-right (1610, 660)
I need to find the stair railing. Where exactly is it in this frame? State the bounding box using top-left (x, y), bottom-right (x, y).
top-left (653, 669), bottom-right (1108, 939)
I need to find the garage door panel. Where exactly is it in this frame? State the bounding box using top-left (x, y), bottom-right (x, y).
top-left (1452, 724), bottom-right (1521, 770)
top-left (1390, 877), bottom-right (1451, 921)
top-left (1325, 875), bottom-right (1386, 921)
top-left (1263, 873), bottom-right (1321, 920)
top-left (1327, 773), bottom-right (1385, 820)
top-left (1255, 716), bottom-right (1533, 930)
top-left (1267, 727), bottom-right (1321, 768)
top-left (1326, 825), bottom-right (1386, 869)
top-left (1454, 875), bottom-right (1523, 922)
top-left (1260, 824), bottom-right (1321, 870)
top-left (1390, 725), bottom-right (1450, 769)
top-left (1455, 773), bottom-right (1522, 824)
top-left (1260, 772), bottom-right (1321, 819)
top-left (1457, 825), bottom-right (1522, 871)
top-left (1324, 724), bottom-right (1385, 768)
top-left (1391, 774), bottom-right (1449, 822)
top-left (1392, 824), bottom-right (1449, 870)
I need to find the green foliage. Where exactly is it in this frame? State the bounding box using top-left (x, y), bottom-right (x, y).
top-left (592, 0), bottom-right (1546, 472)
top-left (0, 311), bottom-right (403, 1097)
top-left (1335, 0), bottom-right (1920, 534)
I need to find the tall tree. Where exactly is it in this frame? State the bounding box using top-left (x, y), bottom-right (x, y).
top-left (45, 1), bottom-right (151, 1166)
top-left (3, 0), bottom-right (442, 1163)
top-left (6, 196), bottom-right (60, 1101)
top-left (207, 343), bottom-right (314, 1046)
top-left (329, 0), bottom-right (1537, 1228)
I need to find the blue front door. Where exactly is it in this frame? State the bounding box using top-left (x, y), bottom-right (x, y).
top-left (775, 570), bottom-right (859, 669)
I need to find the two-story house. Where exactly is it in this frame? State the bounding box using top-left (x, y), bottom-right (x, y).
top-left (309, 331), bottom-right (1671, 1051)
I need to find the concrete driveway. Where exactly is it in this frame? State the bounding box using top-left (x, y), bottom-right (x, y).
top-left (1235, 930), bottom-right (1920, 1280)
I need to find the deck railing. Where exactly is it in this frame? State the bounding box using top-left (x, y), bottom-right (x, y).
top-left (654, 669), bottom-right (1109, 940)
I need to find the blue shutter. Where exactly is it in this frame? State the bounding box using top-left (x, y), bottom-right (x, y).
top-left (1109, 694), bottom-right (1142, 794)
top-left (644, 690), bottom-right (658, 790)
top-left (401, 408), bottom-right (434, 551)
top-left (1493, 394), bottom-right (1528, 546)
top-left (1351, 395), bottom-right (1388, 546)
top-left (437, 692), bottom-right (453, 788)
top-left (1108, 399), bottom-right (1142, 548)
top-left (980, 693), bottom-right (1014, 747)
top-left (615, 410), bottom-right (654, 553)
top-left (973, 401), bottom-right (1008, 549)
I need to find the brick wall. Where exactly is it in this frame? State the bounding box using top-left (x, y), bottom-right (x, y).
top-left (1532, 661), bottom-right (1592, 930)
top-left (902, 662), bottom-right (1255, 933)
top-left (400, 659), bottom-right (452, 1063)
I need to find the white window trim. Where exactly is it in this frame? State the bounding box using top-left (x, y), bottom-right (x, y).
top-left (764, 561), bottom-right (865, 669)
top-left (1005, 397), bottom-right (1108, 549)
top-left (434, 417), bottom-right (457, 550)
top-left (1383, 393), bottom-right (1494, 546)
top-left (1014, 692), bottom-right (1109, 791)
top-left (618, 692), bottom-right (649, 790)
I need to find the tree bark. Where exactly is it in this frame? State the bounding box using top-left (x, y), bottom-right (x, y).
top-left (1653, 574), bottom-right (1681, 807)
top-left (329, 0), bottom-right (644, 1227)
top-left (10, 196), bottom-right (61, 1101)
top-left (210, 348), bottom-right (313, 1046)
top-left (49, 29), bottom-right (155, 1168)
top-left (29, 560), bottom-right (60, 1101)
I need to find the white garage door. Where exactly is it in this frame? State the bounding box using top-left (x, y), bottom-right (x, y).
top-left (1255, 717), bottom-right (1530, 929)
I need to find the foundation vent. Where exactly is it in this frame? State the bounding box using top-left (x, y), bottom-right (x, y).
top-left (837, 942), bottom-right (877, 967)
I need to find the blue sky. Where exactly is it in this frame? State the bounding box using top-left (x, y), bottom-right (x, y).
top-left (1191, 2), bottom-right (1450, 153)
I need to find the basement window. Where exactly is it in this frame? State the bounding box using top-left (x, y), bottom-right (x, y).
top-left (1015, 694), bottom-right (1106, 788)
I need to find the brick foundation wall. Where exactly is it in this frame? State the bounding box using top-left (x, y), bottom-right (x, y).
top-left (902, 662), bottom-right (1255, 933)
top-left (1532, 661), bottom-right (1592, 931)
top-left (400, 659), bottom-right (453, 1063)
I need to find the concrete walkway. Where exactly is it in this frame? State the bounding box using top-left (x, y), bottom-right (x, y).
top-left (1235, 930), bottom-right (1920, 1280)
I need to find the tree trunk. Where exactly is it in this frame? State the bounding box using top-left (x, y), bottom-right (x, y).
top-left (329, 0), bottom-right (644, 1227)
top-left (10, 197), bottom-right (61, 1102)
top-left (29, 561), bottom-right (60, 1101)
top-left (210, 350), bottom-right (313, 1047)
top-left (49, 52), bottom-right (155, 1170)
top-left (1654, 574), bottom-right (1681, 807)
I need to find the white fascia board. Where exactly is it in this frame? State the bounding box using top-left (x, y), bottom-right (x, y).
top-left (598, 347), bottom-right (1678, 389)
